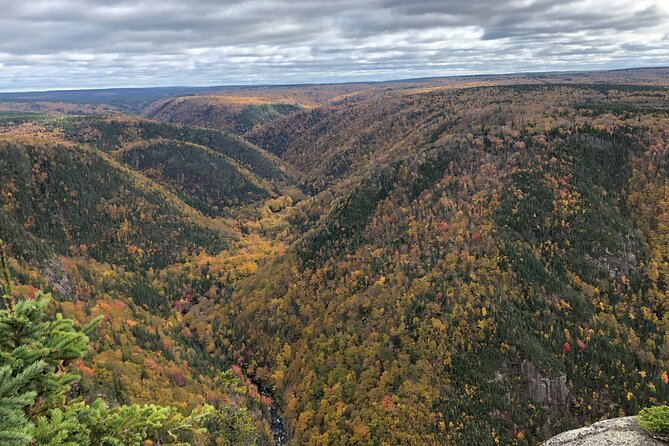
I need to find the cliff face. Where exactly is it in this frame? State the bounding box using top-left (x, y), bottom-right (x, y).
top-left (492, 360), bottom-right (572, 437)
top-left (543, 417), bottom-right (662, 446)
top-left (520, 360), bottom-right (571, 410)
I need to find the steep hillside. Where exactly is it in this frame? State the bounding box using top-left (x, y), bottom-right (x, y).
top-left (246, 92), bottom-right (433, 193)
top-left (0, 114), bottom-right (300, 218)
top-left (116, 139), bottom-right (276, 217)
top-left (60, 115), bottom-right (292, 182)
top-left (189, 82), bottom-right (669, 445)
top-left (0, 131), bottom-right (280, 444)
top-left (0, 136), bottom-right (232, 269)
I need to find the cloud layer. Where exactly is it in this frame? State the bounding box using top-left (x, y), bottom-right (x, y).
top-left (1, 0), bottom-right (667, 91)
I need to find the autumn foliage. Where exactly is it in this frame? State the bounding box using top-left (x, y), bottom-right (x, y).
top-left (1, 68), bottom-right (669, 445)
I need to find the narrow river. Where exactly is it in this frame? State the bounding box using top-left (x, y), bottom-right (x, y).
top-left (260, 388), bottom-right (286, 446)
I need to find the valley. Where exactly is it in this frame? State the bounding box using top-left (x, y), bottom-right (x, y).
top-left (1, 67), bottom-right (669, 445)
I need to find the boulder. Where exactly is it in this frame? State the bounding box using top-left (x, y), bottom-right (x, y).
top-left (543, 417), bottom-right (663, 446)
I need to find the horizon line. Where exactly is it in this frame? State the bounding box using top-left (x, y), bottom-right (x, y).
top-left (1, 65), bottom-right (668, 95)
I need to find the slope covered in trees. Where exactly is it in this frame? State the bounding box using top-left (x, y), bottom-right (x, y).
top-left (1, 69), bottom-right (668, 445)
top-left (0, 113), bottom-right (300, 216)
top-left (59, 116), bottom-right (292, 182)
top-left (0, 119), bottom-right (288, 444)
top-left (0, 136), bottom-right (231, 269)
top-left (117, 139), bottom-right (276, 217)
top-left (0, 243), bottom-right (265, 446)
top-left (144, 96), bottom-right (303, 135)
top-left (198, 79), bottom-right (669, 444)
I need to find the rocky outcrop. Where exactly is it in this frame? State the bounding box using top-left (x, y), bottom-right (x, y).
top-left (521, 360), bottom-right (571, 409)
top-left (493, 359), bottom-right (573, 438)
top-left (40, 258), bottom-right (72, 298)
top-left (543, 417), bottom-right (662, 446)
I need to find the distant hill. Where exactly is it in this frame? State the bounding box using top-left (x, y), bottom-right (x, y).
top-left (0, 82), bottom-right (373, 116)
top-left (140, 83), bottom-right (383, 134)
top-left (0, 86), bottom-right (225, 114)
top-left (247, 81), bottom-right (669, 193)
top-left (144, 95), bottom-right (303, 134)
top-left (0, 67), bottom-right (666, 116)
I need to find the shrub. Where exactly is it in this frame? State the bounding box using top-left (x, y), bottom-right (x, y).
top-left (637, 406), bottom-right (669, 441)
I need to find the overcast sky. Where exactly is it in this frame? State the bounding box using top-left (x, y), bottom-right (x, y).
top-left (0, 0), bottom-right (668, 92)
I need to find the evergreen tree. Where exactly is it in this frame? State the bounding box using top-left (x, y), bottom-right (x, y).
top-left (0, 241), bottom-right (216, 445)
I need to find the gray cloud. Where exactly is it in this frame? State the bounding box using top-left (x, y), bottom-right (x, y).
top-left (0, 0), bottom-right (667, 91)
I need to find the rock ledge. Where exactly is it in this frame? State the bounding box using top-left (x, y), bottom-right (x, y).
top-left (543, 417), bottom-right (663, 446)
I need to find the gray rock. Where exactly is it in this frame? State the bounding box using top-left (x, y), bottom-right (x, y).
top-left (493, 359), bottom-right (573, 438)
top-left (40, 258), bottom-right (72, 298)
top-left (521, 360), bottom-right (571, 409)
top-left (543, 417), bottom-right (663, 446)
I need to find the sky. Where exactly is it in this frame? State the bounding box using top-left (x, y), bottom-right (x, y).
top-left (0, 0), bottom-right (668, 92)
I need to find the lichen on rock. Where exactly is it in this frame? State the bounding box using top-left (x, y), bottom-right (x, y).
top-left (543, 417), bottom-right (663, 446)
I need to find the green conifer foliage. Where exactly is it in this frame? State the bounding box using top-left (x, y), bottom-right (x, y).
top-left (0, 241), bottom-right (216, 445)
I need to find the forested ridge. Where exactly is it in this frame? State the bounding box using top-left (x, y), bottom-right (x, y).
top-left (1, 69), bottom-right (669, 445)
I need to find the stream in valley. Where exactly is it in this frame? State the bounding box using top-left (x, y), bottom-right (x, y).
top-left (260, 388), bottom-right (286, 446)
